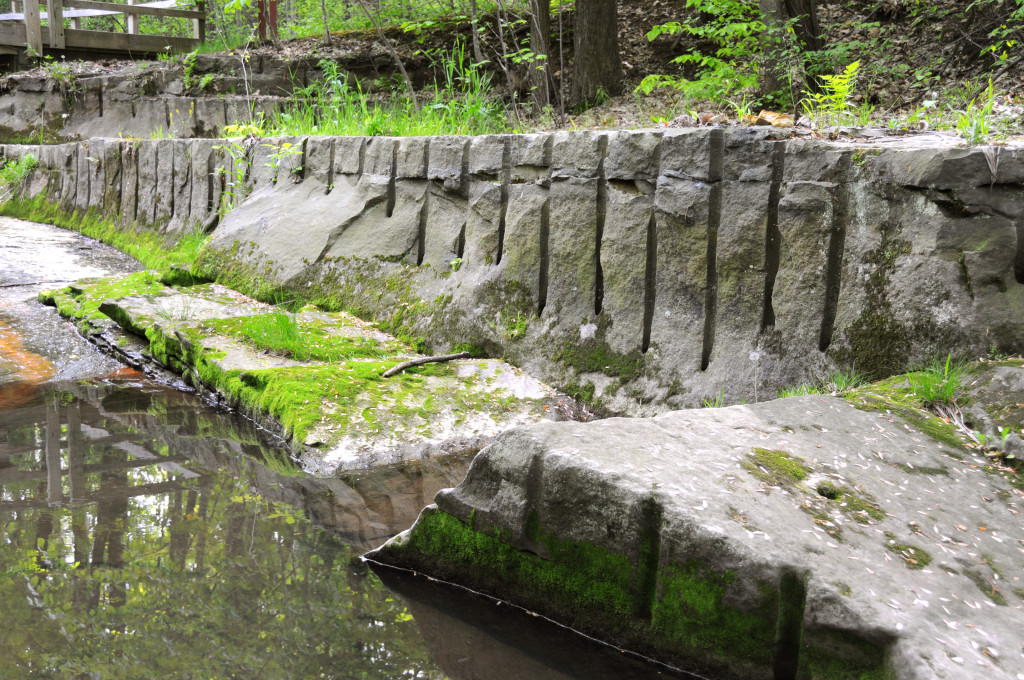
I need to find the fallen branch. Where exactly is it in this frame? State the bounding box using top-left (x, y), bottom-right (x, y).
top-left (382, 352), bottom-right (470, 378)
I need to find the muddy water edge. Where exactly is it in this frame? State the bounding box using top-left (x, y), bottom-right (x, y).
top-left (0, 218), bottom-right (695, 679)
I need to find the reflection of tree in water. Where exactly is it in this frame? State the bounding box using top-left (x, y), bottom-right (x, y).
top-left (0, 386), bottom-right (440, 679)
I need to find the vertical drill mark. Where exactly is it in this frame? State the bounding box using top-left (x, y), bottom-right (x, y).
top-left (456, 223), bottom-right (466, 260)
top-left (386, 139), bottom-right (397, 218)
top-left (538, 197), bottom-right (550, 316)
top-left (700, 129), bottom-right (724, 371)
top-left (772, 568), bottom-right (808, 680)
top-left (761, 142), bottom-right (785, 332)
top-left (206, 143), bottom-right (216, 214)
top-left (594, 134), bottom-right (609, 315)
top-left (417, 189), bottom-right (429, 266)
top-left (325, 138), bottom-right (335, 195)
top-left (129, 145), bottom-right (139, 224)
top-left (496, 136), bottom-right (511, 265)
top-left (357, 137), bottom-right (367, 176)
top-left (460, 138), bottom-right (471, 196)
top-left (169, 144), bottom-right (176, 220)
top-left (417, 141), bottom-right (431, 265)
top-left (818, 154), bottom-right (850, 352)
top-left (1014, 219), bottom-right (1024, 284)
top-left (634, 497), bottom-right (663, 620)
top-left (642, 211), bottom-right (657, 353)
top-left (97, 85), bottom-right (103, 117)
top-left (295, 137), bottom-right (308, 183)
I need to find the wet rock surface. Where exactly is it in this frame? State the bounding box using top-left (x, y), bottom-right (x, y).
top-left (371, 395), bottom-right (1024, 680)
top-left (0, 217), bottom-right (138, 385)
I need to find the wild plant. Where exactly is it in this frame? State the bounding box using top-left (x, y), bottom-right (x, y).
top-left (0, 154), bottom-right (38, 203)
top-left (703, 390), bottom-right (726, 408)
top-left (777, 370), bottom-right (865, 398)
top-left (801, 61), bottom-right (860, 128)
top-left (954, 79), bottom-right (997, 145)
top-left (262, 46), bottom-right (504, 138)
top-left (213, 136), bottom-right (257, 215)
top-left (908, 354), bottom-right (966, 408)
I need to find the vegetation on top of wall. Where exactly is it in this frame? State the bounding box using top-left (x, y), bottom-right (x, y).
top-left (0, 154), bottom-right (37, 202)
top-left (258, 50), bottom-right (507, 138)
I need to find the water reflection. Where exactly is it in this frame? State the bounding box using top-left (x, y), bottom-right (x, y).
top-left (0, 379), bottom-right (449, 679)
top-left (0, 378), bottom-right (697, 680)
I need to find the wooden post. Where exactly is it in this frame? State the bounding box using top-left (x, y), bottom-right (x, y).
top-left (11, 1), bottom-right (22, 14)
top-left (193, 0), bottom-right (205, 41)
top-left (126, 0), bottom-right (138, 35)
top-left (257, 0), bottom-right (266, 42)
top-left (23, 0), bottom-right (43, 57)
top-left (47, 0), bottom-right (65, 48)
top-left (70, 17), bottom-right (80, 29)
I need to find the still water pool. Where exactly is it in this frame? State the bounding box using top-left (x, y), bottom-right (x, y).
top-left (0, 219), bottom-right (694, 679)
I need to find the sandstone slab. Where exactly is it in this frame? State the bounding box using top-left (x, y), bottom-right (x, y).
top-left (372, 395), bottom-right (1024, 680)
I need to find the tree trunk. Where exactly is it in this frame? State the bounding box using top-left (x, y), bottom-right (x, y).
top-left (320, 0), bottom-right (331, 45)
top-left (571, 0), bottom-right (622, 106)
top-left (758, 0), bottom-right (821, 101)
top-left (529, 0), bottom-right (551, 112)
top-left (785, 0), bottom-right (822, 52)
top-left (468, 0), bottom-right (485, 65)
top-left (758, 0), bottom-right (786, 100)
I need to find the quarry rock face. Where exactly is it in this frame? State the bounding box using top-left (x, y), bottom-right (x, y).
top-left (8, 131), bottom-right (1024, 414)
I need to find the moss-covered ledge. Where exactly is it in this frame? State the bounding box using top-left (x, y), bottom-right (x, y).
top-left (38, 272), bottom-right (581, 474)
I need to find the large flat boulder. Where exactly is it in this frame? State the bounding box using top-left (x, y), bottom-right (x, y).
top-left (370, 394), bottom-right (1024, 680)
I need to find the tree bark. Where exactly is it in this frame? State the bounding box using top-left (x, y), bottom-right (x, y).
top-left (529, 0), bottom-right (551, 112)
top-left (758, 0), bottom-right (786, 100)
top-left (571, 0), bottom-right (622, 106)
top-left (758, 0), bottom-right (821, 100)
top-left (320, 0), bottom-right (331, 46)
top-left (468, 0), bottom-right (485, 65)
top-left (785, 0), bottom-right (822, 52)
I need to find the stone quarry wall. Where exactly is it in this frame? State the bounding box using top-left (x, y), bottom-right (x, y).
top-left (7, 129), bottom-right (1024, 413)
top-left (0, 53), bottom-right (434, 143)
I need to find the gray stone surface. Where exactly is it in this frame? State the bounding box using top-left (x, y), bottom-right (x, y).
top-left (63, 278), bottom-right (579, 475)
top-left (14, 130), bottom-right (1024, 417)
top-left (373, 395), bottom-right (1024, 680)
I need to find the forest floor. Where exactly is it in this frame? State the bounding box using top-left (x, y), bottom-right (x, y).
top-left (15, 0), bottom-right (1024, 140)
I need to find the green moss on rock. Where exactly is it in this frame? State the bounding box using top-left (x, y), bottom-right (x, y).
top-left (380, 506), bottom-right (892, 680)
top-left (743, 448), bottom-right (810, 488)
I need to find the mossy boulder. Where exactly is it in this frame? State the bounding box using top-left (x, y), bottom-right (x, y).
top-left (371, 395), bottom-right (1024, 680)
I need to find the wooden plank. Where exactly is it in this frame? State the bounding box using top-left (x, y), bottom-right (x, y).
top-left (46, 0), bottom-right (64, 48)
top-left (0, 9), bottom-right (126, 20)
top-left (63, 26), bottom-right (198, 52)
top-left (23, 0), bottom-right (42, 56)
top-left (0, 19), bottom-right (199, 54)
top-left (63, 0), bottom-right (204, 19)
top-left (193, 0), bottom-right (203, 41)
